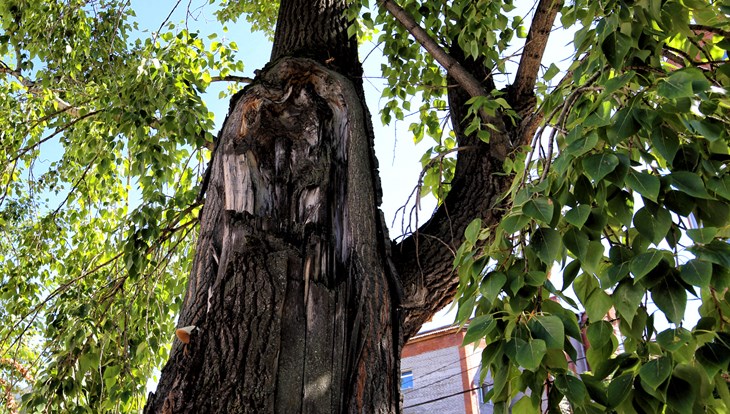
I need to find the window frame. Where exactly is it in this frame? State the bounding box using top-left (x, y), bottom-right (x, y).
top-left (400, 370), bottom-right (414, 391)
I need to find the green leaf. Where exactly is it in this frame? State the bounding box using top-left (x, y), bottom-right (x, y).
top-left (456, 295), bottom-right (477, 323)
top-left (639, 357), bottom-right (672, 390)
top-left (555, 374), bottom-right (587, 406)
top-left (613, 279), bottom-right (644, 325)
top-left (630, 250), bottom-right (664, 281)
top-left (465, 218), bottom-right (482, 244)
top-left (601, 31), bottom-right (632, 69)
top-left (656, 327), bottom-right (692, 352)
top-left (525, 270), bottom-right (547, 286)
top-left (689, 241), bottom-right (730, 268)
top-left (586, 290), bottom-right (613, 322)
top-left (562, 260), bottom-right (581, 291)
top-left (652, 126), bottom-right (679, 162)
top-left (667, 365), bottom-right (702, 414)
top-left (565, 131), bottom-right (599, 157)
top-left (574, 273), bottom-right (598, 305)
top-left (531, 227), bottom-right (562, 265)
top-left (680, 259), bottom-right (712, 287)
top-left (528, 315), bottom-right (565, 349)
top-left (523, 197), bottom-right (554, 224)
top-left (463, 314), bottom-right (497, 345)
top-left (686, 227), bottom-right (718, 244)
top-left (480, 272), bottom-right (507, 304)
top-left (517, 25), bottom-right (528, 38)
top-left (688, 118), bottom-right (725, 142)
top-left (515, 338), bottom-right (547, 371)
top-left (582, 241), bottom-right (605, 275)
top-left (707, 176), bottom-right (730, 201)
top-left (670, 171), bottom-right (712, 199)
top-left (501, 213), bottom-right (530, 233)
top-left (564, 205), bottom-right (591, 228)
top-left (658, 68), bottom-right (711, 98)
top-left (607, 107), bottom-right (640, 145)
top-left (103, 365), bottom-right (121, 389)
top-left (633, 207), bottom-right (672, 245)
top-left (587, 321), bottom-right (614, 349)
top-left (582, 153), bottom-right (619, 182)
top-left (607, 373), bottom-right (633, 408)
top-left (651, 278), bottom-right (687, 324)
top-left (544, 63), bottom-right (560, 81)
top-left (696, 336), bottom-right (730, 373)
top-left (608, 245), bottom-right (633, 284)
top-left (695, 199), bottom-right (730, 227)
top-left (480, 341), bottom-right (504, 380)
top-left (563, 227), bottom-right (589, 261)
top-left (512, 396), bottom-right (540, 413)
top-left (626, 170), bottom-right (660, 202)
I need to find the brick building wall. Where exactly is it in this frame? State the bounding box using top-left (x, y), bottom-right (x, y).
top-left (401, 327), bottom-right (482, 414)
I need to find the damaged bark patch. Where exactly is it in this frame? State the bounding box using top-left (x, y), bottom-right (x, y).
top-left (145, 58), bottom-right (400, 414)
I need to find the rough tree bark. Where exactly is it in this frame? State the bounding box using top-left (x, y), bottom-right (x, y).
top-left (144, 0), bottom-right (559, 411)
top-left (145, 0), bottom-right (400, 412)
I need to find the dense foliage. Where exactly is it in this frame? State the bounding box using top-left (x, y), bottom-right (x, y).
top-left (0, 0), bottom-right (729, 413)
top-left (371, 0), bottom-right (730, 412)
top-left (0, 1), bottom-right (245, 411)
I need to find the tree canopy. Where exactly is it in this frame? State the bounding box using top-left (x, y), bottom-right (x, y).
top-left (1, 0), bottom-right (730, 413)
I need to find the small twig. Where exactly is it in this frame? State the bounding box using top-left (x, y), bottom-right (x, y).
top-left (686, 34), bottom-right (715, 66)
top-left (50, 154), bottom-right (99, 217)
top-left (688, 24), bottom-right (730, 39)
top-left (537, 70), bottom-right (601, 181)
top-left (151, 0), bottom-right (183, 46)
top-left (5, 110), bottom-right (102, 166)
top-left (210, 75), bottom-right (254, 84)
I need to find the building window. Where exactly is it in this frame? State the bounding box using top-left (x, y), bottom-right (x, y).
top-left (401, 370), bottom-right (414, 390)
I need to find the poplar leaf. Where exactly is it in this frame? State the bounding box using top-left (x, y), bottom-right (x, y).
top-left (523, 197), bottom-right (554, 223)
top-left (626, 170), bottom-right (660, 202)
top-left (515, 338), bottom-right (547, 371)
top-left (639, 357), bottom-right (672, 390)
top-left (582, 153), bottom-right (619, 182)
top-left (651, 279), bottom-right (687, 324)
top-left (528, 315), bottom-right (565, 349)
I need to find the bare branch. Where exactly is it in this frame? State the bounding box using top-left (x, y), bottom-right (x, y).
top-left (689, 24), bottom-right (730, 38)
top-left (377, 0), bottom-right (486, 99)
top-left (512, 0), bottom-right (562, 102)
top-left (210, 75), bottom-right (254, 84)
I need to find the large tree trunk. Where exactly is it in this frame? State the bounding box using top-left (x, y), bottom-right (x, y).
top-left (144, 1), bottom-right (400, 413)
top-left (145, 0), bottom-right (551, 410)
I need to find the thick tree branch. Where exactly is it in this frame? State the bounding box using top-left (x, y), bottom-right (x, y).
top-left (377, 0), bottom-right (486, 99)
top-left (385, 0), bottom-right (562, 338)
top-left (511, 0), bottom-right (562, 105)
top-left (392, 38), bottom-right (514, 338)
